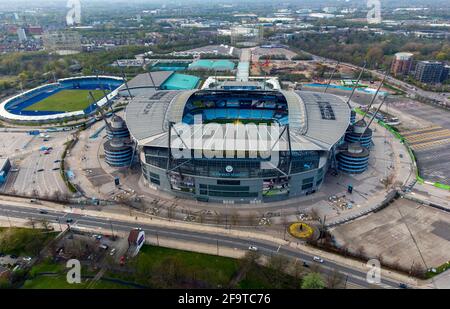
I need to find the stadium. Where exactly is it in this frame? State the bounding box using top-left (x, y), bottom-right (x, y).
top-left (0, 76), bottom-right (124, 122)
top-left (126, 83), bottom-right (352, 204)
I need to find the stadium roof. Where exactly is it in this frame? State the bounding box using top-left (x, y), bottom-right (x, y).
top-left (125, 89), bottom-right (350, 152)
top-left (119, 71), bottom-right (174, 90)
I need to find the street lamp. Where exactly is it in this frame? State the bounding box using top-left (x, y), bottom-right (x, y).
top-left (108, 219), bottom-right (115, 240)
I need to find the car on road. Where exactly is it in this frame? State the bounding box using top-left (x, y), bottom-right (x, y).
top-left (54, 160), bottom-right (61, 163)
top-left (37, 169), bottom-right (45, 172)
top-left (66, 218), bottom-right (74, 223)
top-left (9, 255), bottom-right (18, 259)
top-left (99, 244), bottom-right (109, 250)
top-left (52, 167), bottom-right (60, 171)
top-left (39, 210), bottom-right (48, 214)
top-left (313, 256), bottom-right (324, 263)
top-left (248, 246), bottom-right (258, 252)
top-left (399, 283), bottom-right (408, 289)
top-left (110, 249), bottom-right (116, 256)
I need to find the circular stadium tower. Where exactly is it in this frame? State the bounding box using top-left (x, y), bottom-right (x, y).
top-left (125, 87), bottom-right (351, 204)
top-left (106, 115), bottom-right (130, 140)
top-left (103, 138), bottom-right (133, 167)
top-left (345, 119), bottom-right (373, 148)
top-left (337, 143), bottom-right (370, 174)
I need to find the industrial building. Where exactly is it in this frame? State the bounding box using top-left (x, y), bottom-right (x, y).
top-left (125, 83), bottom-right (356, 204)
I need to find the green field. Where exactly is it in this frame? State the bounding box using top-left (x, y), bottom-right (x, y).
top-left (22, 245), bottom-right (303, 289)
top-left (24, 89), bottom-right (106, 112)
top-left (0, 227), bottom-right (57, 256)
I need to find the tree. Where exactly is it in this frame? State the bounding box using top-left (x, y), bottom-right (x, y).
top-left (26, 218), bottom-right (36, 229)
top-left (39, 219), bottom-right (52, 231)
top-left (327, 269), bottom-right (345, 289)
top-left (301, 272), bottom-right (325, 289)
top-left (268, 254), bottom-right (290, 273)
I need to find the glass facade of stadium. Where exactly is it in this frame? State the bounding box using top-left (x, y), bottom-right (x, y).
top-left (140, 147), bottom-right (329, 203)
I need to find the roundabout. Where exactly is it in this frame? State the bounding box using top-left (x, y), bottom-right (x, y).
top-left (288, 222), bottom-right (315, 240)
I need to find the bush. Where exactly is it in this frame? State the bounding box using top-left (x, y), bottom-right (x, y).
top-left (301, 273), bottom-right (325, 289)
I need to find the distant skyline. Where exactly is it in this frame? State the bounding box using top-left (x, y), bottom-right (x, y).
top-left (0, 0), bottom-right (448, 11)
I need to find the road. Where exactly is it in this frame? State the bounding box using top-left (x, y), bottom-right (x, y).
top-left (308, 53), bottom-right (449, 107)
top-left (0, 202), bottom-right (406, 289)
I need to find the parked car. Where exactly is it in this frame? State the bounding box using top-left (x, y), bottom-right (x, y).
top-left (37, 169), bottom-right (45, 172)
top-left (66, 218), bottom-right (74, 223)
top-left (399, 283), bottom-right (408, 289)
top-left (99, 244), bottom-right (109, 250)
top-left (110, 249), bottom-right (116, 256)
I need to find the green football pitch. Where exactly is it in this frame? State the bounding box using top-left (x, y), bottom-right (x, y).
top-left (24, 89), bottom-right (107, 112)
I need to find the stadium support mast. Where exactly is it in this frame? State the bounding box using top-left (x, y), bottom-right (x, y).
top-left (95, 73), bottom-right (115, 114)
top-left (345, 61), bottom-right (367, 107)
top-left (116, 60), bottom-right (133, 98)
top-left (324, 62), bottom-right (340, 93)
top-left (358, 94), bottom-right (388, 141)
top-left (360, 70), bottom-right (388, 122)
top-left (147, 71), bottom-right (157, 89)
top-left (89, 91), bottom-right (113, 132)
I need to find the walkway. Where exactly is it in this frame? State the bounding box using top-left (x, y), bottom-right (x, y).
top-left (236, 48), bottom-right (251, 82)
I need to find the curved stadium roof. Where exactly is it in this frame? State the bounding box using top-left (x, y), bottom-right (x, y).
top-left (125, 89), bottom-right (350, 152)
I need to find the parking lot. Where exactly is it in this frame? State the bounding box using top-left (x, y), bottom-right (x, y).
top-left (391, 99), bottom-right (450, 130)
top-left (0, 131), bottom-right (70, 197)
top-left (400, 126), bottom-right (450, 185)
top-left (332, 198), bottom-right (450, 270)
top-left (0, 132), bottom-right (35, 157)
